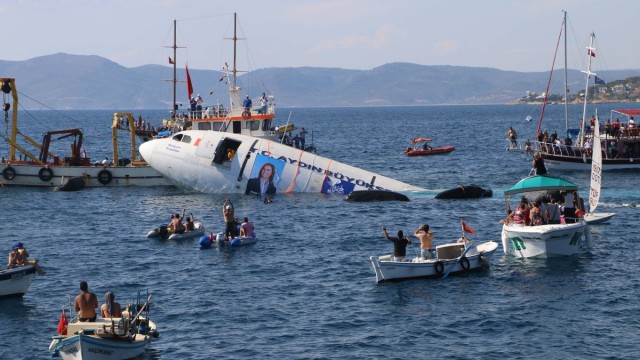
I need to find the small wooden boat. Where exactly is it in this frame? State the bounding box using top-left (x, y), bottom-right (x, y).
top-left (49, 293), bottom-right (159, 360)
top-left (404, 137), bottom-right (455, 157)
top-left (370, 240), bottom-right (498, 283)
top-left (146, 221), bottom-right (205, 240)
top-left (0, 264), bottom-right (37, 298)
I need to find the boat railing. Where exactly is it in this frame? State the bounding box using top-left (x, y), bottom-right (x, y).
top-left (505, 139), bottom-right (540, 153)
top-left (536, 140), bottom-right (586, 158)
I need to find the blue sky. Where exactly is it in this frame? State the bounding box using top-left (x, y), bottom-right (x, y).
top-left (2, 0), bottom-right (638, 72)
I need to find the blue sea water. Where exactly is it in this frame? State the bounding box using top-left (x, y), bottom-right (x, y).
top-left (1, 104), bottom-right (640, 359)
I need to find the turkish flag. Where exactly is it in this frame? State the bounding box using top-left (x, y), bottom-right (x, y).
top-left (168, 56), bottom-right (175, 64)
top-left (462, 221), bottom-right (475, 235)
top-left (185, 65), bottom-right (194, 100)
top-left (56, 310), bottom-right (68, 335)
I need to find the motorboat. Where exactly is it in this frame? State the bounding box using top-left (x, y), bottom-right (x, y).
top-left (0, 79), bottom-right (169, 187)
top-left (0, 264), bottom-right (37, 298)
top-left (138, 130), bottom-right (425, 195)
top-left (199, 232), bottom-right (257, 248)
top-left (501, 175), bottom-right (590, 258)
top-left (404, 137), bottom-right (454, 157)
top-left (370, 239), bottom-right (498, 283)
top-left (147, 221), bottom-right (205, 240)
top-left (49, 293), bottom-right (159, 360)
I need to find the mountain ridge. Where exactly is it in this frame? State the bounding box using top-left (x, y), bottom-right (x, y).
top-left (1, 53), bottom-right (639, 110)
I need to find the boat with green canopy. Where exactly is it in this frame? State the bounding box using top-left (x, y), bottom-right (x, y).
top-left (501, 175), bottom-right (590, 258)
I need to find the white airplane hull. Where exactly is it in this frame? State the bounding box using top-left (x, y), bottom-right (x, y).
top-left (139, 131), bottom-right (424, 195)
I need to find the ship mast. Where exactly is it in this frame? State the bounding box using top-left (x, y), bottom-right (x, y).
top-left (579, 33), bottom-right (596, 147)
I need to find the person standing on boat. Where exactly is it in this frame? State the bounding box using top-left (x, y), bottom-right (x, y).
top-left (75, 281), bottom-right (99, 322)
top-left (507, 127), bottom-right (518, 148)
top-left (100, 291), bottom-right (123, 318)
top-left (299, 128), bottom-right (308, 150)
top-left (381, 226), bottom-right (412, 261)
top-left (413, 225), bottom-right (435, 259)
top-left (259, 93), bottom-right (268, 114)
top-left (243, 95), bottom-right (252, 111)
top-left (532, 153), bottom-right (547, 175)
top-left (223, 198), bottom-right (238, 240)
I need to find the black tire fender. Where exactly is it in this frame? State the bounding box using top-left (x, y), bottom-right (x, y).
top-left (97, 169), bottom-right (113, 185)
top-left (38, 167), bottom-right (54, 182)
top-left (460, 256), bottom-right (471, 271)
top-left (2, 166), bottom-right (16, 181)
top-left (434, 261), bottom-right (444, 275)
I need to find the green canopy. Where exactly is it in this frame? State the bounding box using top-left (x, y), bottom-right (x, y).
top-left (504, 175), bottom-right (578, 196)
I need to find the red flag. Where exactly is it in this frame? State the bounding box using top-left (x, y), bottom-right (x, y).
top-left (462, 221), bottom-right (475, 234)
top-left (587, 49), bottom-right (596, 57)
top-left (168, 56), bottom-right (175, 65)
top-left (185, 65), bottom-right (193, 100)
top-left (56, 310), bottom-right (68, 335)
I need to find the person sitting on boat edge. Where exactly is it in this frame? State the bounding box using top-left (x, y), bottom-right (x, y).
top-left (75, 281), bottom-right (99, 322)
top-left (7, 244), bottom-right (20, 268)
top-left (239, 217), bottom-right (255, 238)
top-left (413, 224), bottom-right (435, 259)
top-left (101, 291), bottom-right (123, 318)
top-left (185, 213), bottom-right (195, 232)
top-left (15, 242), bottom-right (45, 275)
top-left (381, 226), bottom-right (412, 261)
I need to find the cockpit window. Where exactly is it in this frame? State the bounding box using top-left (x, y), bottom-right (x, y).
top-left (181, 135), bottom-right (192, 144)
top-left (172, 134), bottom-right (184, 142)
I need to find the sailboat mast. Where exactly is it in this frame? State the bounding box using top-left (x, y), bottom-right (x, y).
top-left (563, 10), bottom-right (568, 130)
top-left (172, 19), bottom-right (177, 119)
top-left (579, 33), bottom-right (596, 146)
top-left (232, 12), bottom-right (237, 90)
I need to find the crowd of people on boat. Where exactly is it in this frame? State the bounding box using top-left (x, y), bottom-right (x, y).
top-left (503, 190), bottom-right (584, 226)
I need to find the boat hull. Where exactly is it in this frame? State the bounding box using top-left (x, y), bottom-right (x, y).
top-left (501, 221), bottom-right (588, 258)
top-left (50, 333), bottom-right (152, 360)
top-left (435, 185), bottom-right (493, 199)
top-left (0, 265), bottom-right (36, 298)
top-left (584, 212), bottom-right (615, 225)
top-left (1, 163), bottom-right (170, 187)
top-left (542, 154), bottom-right (640, 171)
top-left (370, 241), bottom-right (498, 283)
top-left (404, 146), bottom-right (455, 157)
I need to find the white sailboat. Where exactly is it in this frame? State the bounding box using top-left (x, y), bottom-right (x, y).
top-left (584, 115), bottom-right (615, 224)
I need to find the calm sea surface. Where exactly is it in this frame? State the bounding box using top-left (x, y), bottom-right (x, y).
top-left (1, 105), bottom-right (639, 359)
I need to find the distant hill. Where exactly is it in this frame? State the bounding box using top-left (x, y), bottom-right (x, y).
top-left (1, 53), bottom-right (640, 110)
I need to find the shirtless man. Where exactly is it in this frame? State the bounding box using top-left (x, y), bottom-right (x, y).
top-left (414, 224), bottom-right (435, 259)
top-left (75, 281), bottom-right (98, 322)
top-left (171, 209), bottom-right (186, 234)
top-left (223, 198), bottom-right (236, 240)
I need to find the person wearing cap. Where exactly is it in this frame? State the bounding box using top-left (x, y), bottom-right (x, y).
top-left (243, 95), bottom-right (252, 111)
top-left (7, 243), bottom-right (20, 268)
top-left (381, 226), bottom-right (412, 261)
top-left (223, 198), bottom-right (237, 240)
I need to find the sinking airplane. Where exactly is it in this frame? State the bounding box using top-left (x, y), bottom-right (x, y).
top-left (138, 130), bottom-right (425, 195)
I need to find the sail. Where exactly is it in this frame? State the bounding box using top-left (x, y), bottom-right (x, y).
top-left (589, 116), bottom-right (602, 213)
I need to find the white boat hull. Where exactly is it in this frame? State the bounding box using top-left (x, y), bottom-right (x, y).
top-left (0, 265), bottom-right (36, 298)
top-left (501, 221), bottom-right (588, 258)
top-left (139, 130), bottom-right (424, 194)
top-left (1, 163), bottom-right (170, 187)
top-left (50, 333), bottom-right (152, 360)
top-left (584, 212), bottom-right (615, 225)
top-left (370, 241), bottom-right (498, 283)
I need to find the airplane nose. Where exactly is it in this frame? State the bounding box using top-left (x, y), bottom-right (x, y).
top-left (139, 140), bottom-right (154, 164)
